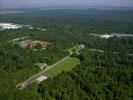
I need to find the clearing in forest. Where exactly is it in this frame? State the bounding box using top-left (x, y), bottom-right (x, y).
top-left (45, 57), bottom-right (80, 77)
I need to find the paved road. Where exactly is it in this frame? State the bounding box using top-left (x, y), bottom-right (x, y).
top-left (16, 47), bottom-right (132, 89)
top-left (16, 56), bottom-right (70, 89)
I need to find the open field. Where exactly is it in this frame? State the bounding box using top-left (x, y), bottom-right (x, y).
top-left (46, 57), bottom-right (80, 77)
top-left (16, 56), bottom-right (70, 89)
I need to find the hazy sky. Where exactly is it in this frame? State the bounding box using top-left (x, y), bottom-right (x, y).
top-left (1, 0), bottom-right (133, 8)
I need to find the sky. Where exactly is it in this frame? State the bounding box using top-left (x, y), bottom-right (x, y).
top-left (1, 0), bottom-right (133, 8)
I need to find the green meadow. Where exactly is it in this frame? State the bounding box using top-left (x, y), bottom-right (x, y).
top-left (46, 57), bottom-right (80, 77)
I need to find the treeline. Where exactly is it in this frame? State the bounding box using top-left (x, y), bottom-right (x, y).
top-left (0, 9), bottom-right (133, 100)
top-left (38, 49), bottom-right (133, 100)
top-left (83, 36), bottom-right (133, 54)
top-left (0, 43), bottom-right (68, 70)
top-left (0, 29), bottom-right (133, 54)
top-left (1, 9), bottom-right (133, 34)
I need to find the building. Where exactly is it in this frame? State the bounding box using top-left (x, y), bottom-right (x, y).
top-left (36, 76), bottom-right (48, 83)
top-left (17, 39), bottom-right (50, 49)
top-left (35, 63), bottom-right (48, 70)
top-left (10, 36), bottom-right (31, 43)
top-left (30, 41), bottom-right (50, 48)
top-left (0, 23), bottom-right (22, 30)
top-left (79, 44), bottom-right (85, 49)
top-left (10, 36), bottom-right (50, 49)
top-left (100, 34), bottom-right (113, 39)
top-left (17, 39), bottom-right (33, 48)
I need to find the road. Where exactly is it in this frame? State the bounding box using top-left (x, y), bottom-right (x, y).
top-left (88, 48), bottom-right (133, 56)
top-left (16, 56), bottom-right (70, 89)
top-left (16, 47), bottom-right (132, 89)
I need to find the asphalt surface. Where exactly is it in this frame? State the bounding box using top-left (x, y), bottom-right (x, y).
top-left (16, 56), bottom-right (70, 89)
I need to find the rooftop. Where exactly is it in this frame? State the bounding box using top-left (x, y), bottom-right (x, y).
top-left (36, 76), bottom-right (48, 82)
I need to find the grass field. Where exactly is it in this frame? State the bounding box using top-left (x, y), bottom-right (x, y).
top-left (46, 57), bottom-right (80, 77)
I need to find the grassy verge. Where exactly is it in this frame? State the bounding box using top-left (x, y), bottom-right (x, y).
top-left (46, 57), bottom-right (80, 77)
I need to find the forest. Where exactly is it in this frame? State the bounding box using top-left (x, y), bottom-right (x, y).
top-left (0, 9), bottom-right (133, 100)
top-left (38, 49), bottom-right (133, 100)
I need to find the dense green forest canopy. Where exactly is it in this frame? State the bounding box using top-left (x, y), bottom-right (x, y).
top-left (0, 9), bottom-right (133, 100)
top-left (1, 9), bottom-right (133, 34)
top-left (38, 49), bottom-right (133, 100)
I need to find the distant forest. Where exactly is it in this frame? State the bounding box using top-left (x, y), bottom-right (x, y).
top-left (0, 9), bottom-right (133, 100)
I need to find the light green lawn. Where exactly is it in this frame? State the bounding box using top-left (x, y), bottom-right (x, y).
top-left (46, 57), bottom-right (80, 77)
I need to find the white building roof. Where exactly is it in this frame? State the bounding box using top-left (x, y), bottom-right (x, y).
top-left (100, 34), bottom-right (113, 39)
top-left (36, 76), bottom-right (48, 82)
top-left (0, 23), bottom-right (22, 30)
